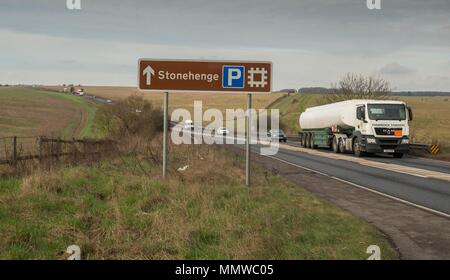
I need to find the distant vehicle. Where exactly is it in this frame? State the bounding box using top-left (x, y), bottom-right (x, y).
top-left (268, 129), bottom-right (287, 142)
top-left (74, 89), bottom-right (84, 96)
top-left (298, 99), bottom-right (412, 158)
top-left (215, 127), bottom-right (229, 136)
top-left (106, 99), bottom-right (112, 104)
top-left (184, 120), bottom-right (194, 130)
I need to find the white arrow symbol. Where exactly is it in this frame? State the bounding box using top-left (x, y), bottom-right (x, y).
top-left (143, 65), bottom-right (155, 85)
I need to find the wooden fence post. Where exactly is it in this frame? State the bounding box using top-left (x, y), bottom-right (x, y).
top-left (38, 136), bottom-right (43, 163)
top-left (12, 136), bottom-right (17, 166)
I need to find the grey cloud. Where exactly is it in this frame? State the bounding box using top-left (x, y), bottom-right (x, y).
top-left (0, 0), bottom-right (449, 90)
top-left (380, 63), bottom-right (414, 75)
top-left (0, 0), bottom-right (449, 52)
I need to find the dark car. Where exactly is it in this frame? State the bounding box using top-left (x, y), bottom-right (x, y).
top-left (268, 129), bottom-right (287, 142)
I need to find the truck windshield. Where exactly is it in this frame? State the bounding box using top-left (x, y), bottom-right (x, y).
top-left (367, 104), bottom-right (406, 121)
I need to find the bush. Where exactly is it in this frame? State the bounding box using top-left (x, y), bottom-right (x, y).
top-left (97, 94), bottom-right (164, 140)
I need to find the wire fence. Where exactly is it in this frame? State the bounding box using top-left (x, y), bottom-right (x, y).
top-left (0, 136), bottom-right (116, 166)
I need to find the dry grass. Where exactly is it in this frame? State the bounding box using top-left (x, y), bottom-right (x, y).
top-left (0, 138), bottom-right (398, 260)
top-left (21, 170), bottom-right (65, 196)
top-left (400, 96), bottom-right (450, 160)
top-left (400, 96), bottom-right (450, 146)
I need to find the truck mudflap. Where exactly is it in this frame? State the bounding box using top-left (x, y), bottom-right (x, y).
top-left (361, 136), bottom-right (410, 154)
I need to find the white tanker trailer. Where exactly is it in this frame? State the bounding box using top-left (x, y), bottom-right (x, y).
top-left (298, 99), bottom-right (413, 158)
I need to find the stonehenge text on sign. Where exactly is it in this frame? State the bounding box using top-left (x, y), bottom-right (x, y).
top-left (138, 59), bottom-right (272, 93)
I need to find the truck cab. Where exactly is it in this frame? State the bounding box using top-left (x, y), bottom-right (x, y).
top-left (353, 101), bottom-right (412, 158)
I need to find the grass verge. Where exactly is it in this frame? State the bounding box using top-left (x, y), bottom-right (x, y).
top-left (0, 142), bottom-right (398, 259)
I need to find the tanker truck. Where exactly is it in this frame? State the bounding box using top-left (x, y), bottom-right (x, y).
top-left (298, 99), bottom-right (413, 158)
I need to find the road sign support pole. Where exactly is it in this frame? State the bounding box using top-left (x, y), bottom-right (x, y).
top-left (246, 93), bottom-right (252, 187)
top-left (163, 91), bottom-right (169, 179)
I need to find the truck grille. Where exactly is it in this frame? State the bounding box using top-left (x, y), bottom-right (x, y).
top-left (380, 144), bottom-right (397, 149)
top-left (378, 139), bottom-right (400, 144)
top-left (375, 128), bottom-right (402, 136)
top-left (378, 138), bottom-right (401, 150)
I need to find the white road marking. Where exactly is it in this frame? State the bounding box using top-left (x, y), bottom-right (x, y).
top-left (277, 143), bottom-right (450, 182)
top-left (266, 154), bottom-right (450, 219)
top-left (358, 163), bottom-right (429, 178)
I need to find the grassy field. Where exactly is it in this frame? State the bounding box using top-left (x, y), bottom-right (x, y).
top-left (269, 94), bottom-right (450, 158)
top-left (0, 142), bottom-right (397, 260)
top-left (0, 87), bottom-right (100, 139)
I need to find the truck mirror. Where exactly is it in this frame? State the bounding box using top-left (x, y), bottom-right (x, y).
top-left (356, 106), bottom-right (366, 122)
top-left (407, 107), bottom-right (413, 121)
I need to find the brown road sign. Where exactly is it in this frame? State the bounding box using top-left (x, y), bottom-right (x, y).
top-left (138, 59), bottom-right (272, 93)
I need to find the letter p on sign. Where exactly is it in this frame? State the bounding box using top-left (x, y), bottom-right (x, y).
top-left (223, 66), bottom-right (244, 88)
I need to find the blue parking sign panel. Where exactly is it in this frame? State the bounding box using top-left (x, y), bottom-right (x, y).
top-left (222, 66), bottom-right (245, 88)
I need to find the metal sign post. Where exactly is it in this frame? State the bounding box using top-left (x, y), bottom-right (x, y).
top-left (163, 91), bottom-right (169, 179)
top-left (246, 93), bottom-right (252, 187)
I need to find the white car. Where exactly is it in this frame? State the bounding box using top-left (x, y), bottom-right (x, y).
top-left (215, 127), bottom-right (229, 136)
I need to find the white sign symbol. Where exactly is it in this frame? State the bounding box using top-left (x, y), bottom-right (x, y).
top-left (143, 66), bottom-right (155, 85)
top-left (367, 0), bottom-right (381, 10)
top-left (247, 67), bottom-right (268, 88)
top-left (227, 68), bottom-right (242, 86)
top-left (66, 0), bottom-right (82, 10)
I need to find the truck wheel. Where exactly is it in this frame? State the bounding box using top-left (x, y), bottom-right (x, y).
top-left (393, 153), bottom-right (404, 158)
top-left (301, 134), bottom-right (307, 147)
top-left (305, 133), bottom-right (311, 148)
top-left (353, 138), bottom-right (364, 157)
top-left (332, 137), bottom-right (340, 153)
top-left (338, 139), bottom-right (346, 153)
top-left (309, 134), bottom-right (315, 149)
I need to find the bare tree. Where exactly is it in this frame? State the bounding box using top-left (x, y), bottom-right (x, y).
top-left (323, 73), bottom-right (391, 103)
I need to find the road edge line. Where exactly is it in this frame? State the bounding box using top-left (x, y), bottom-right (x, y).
top-left (266, 155), bottom-right (450, 220)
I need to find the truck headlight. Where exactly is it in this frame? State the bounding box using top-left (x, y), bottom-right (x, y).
top-left (366, 138), bottom-right (376, 144)
top-left (401, 138), bottom-right (410, 144)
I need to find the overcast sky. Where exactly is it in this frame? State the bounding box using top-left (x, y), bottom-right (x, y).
top-left (1, 0), bottom-right (449, 91)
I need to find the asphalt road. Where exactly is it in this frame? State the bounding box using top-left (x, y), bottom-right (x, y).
top-left (178, 127), bottom-right (450, 217)
top-left (243, 141), bottom-right (450, 216)
top-left (286, 140), bottom-right (450, 174)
